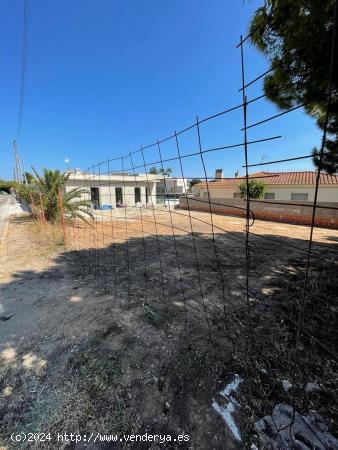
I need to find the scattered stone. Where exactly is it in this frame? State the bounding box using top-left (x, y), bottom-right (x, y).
top-left (255, 403), bottom-right (338, 449)
top-left (305, 382), bottom-right (321, 393)
top-left (280, 379), bottom-right (321, 394)
top-left (281, 379), bottom-right (293, 392)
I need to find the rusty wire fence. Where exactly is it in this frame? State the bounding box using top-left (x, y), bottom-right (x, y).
top-left (27, 10), bottom-right (338, 447)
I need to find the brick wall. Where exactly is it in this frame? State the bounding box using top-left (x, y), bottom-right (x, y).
top-left (178, 197), bottom-right (338, 229)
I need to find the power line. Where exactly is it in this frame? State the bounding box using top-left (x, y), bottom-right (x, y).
top-left (17, 0), bottom-right (30, 141)
top-left (11, 0), bottom-right (30, 183)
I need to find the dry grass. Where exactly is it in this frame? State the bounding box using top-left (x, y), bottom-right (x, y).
top-left (30, 221), bottom-right (65, 253)
top-left (0, 345), bottom-right (50, 448)
top-left (0, 322), bottom-right (133, 449)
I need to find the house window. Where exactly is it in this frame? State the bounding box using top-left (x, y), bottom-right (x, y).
top-left (134, 187), bottom-right (141, 204)
top-left (291, 193), bottom-right (308, 201)
top-left (90, 187), bottom-right (100, 209)
top-left (115, 187), bottom-right (123, 205)
top-left (264, 192), bottom-right (275, 200)
top-left (233, 192), bottom-right (241, 199)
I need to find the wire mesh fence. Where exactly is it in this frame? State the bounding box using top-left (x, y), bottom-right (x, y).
top-left (26, 12), bottom-right (338, 447)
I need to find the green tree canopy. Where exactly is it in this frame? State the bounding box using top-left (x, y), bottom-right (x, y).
top-left (149, 167), bottom-right (158, 175)
top-left (250, 0), bottom-right (338, 173)
top-left (188, 178), bottom-right (202, 190)
top-left (0, 180), bottom-right (16, 193)
top-left (238, 180), bottom-right (266, 199)
top-left (24, 172), bottom-right (35, 184)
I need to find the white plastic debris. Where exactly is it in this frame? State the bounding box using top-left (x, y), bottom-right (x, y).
top-left (212, 373), bottom-right (242, 441)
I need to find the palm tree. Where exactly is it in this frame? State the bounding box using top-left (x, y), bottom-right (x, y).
top-left (238, 180), bottom-right (266, 199)
top-left (32, 168), bottom-right (93, 223)
top-left (158, 167), bottom-right (172, 177)
top-left (188, 178), bottom-right (202, 190)
top-left (149, 167), bottom-right (158, 175)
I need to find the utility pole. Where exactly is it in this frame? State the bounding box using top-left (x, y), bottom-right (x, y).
top-left (13, 139), bottom-right (22, 183)
top-left (13, 140), bottom-right (19, 182)
top-left (19, 154), bottom-right (27, 184)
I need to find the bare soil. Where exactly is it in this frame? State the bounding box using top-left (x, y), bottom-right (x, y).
top-left (0, 209), bottom-right (337, 449)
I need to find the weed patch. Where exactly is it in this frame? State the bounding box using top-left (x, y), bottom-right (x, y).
top-left (143, 304), bottom-right (164, 327)
top-left (69, 349), bottom-right (122, 397)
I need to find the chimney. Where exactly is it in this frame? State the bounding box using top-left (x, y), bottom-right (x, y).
top-left (235, 170), bottom-right (239, 178)
top-left (215, 169), bottom-right (223, 179)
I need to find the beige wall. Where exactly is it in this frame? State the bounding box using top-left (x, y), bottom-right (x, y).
top-left (194, 185), bottom-right (338, 203)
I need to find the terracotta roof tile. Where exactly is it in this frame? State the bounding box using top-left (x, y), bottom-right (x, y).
top-left (196, 171), bottom-right (338, 187)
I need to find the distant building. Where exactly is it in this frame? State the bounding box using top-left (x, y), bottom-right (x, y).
top-left (64, 169), bottom-right (158, 208)
top-left (156, 177), bottom-right (188, 195)
top-left (193, 170), bottom-right (338, 203)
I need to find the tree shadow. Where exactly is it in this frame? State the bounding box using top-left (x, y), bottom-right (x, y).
top-left (325, 234), bottom-right (338, 243)
top-left (1, 227), bottom-right (337, 352)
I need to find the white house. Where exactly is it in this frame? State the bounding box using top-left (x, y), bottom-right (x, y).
top-left (64, 169), bottom-right (158, 208)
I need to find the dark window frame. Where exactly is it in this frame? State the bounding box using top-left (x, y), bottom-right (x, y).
top-left (115, 187), bottom-right (123, 205)
top-left (291, 192), bottom-right (308, 201)
top-left (264, 192), bottom-right (275, 200)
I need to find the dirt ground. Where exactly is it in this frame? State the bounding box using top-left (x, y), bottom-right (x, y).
top-left (0, 208), bottom-right (337, 449)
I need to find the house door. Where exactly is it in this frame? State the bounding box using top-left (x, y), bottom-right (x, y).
top-left (146, 187), bottom-right (149, 204)
top-left (115, 187), bottom-right (123, 205)
top-left (90, 187), bottom-right (100, 209)
top-left (134, 187), bottom-right (141, 204)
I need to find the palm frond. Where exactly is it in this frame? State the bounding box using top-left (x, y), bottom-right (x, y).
top-left (30, 168), bottom-right (94, 225)
top-left (65, 187), bottom-right (90, 202)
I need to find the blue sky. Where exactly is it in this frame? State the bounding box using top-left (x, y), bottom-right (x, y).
top-left (0, 0), bottom-right (322, 180)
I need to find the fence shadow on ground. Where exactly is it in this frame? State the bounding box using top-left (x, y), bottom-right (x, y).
top-left (0, 229), bottom-right (337, 447)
